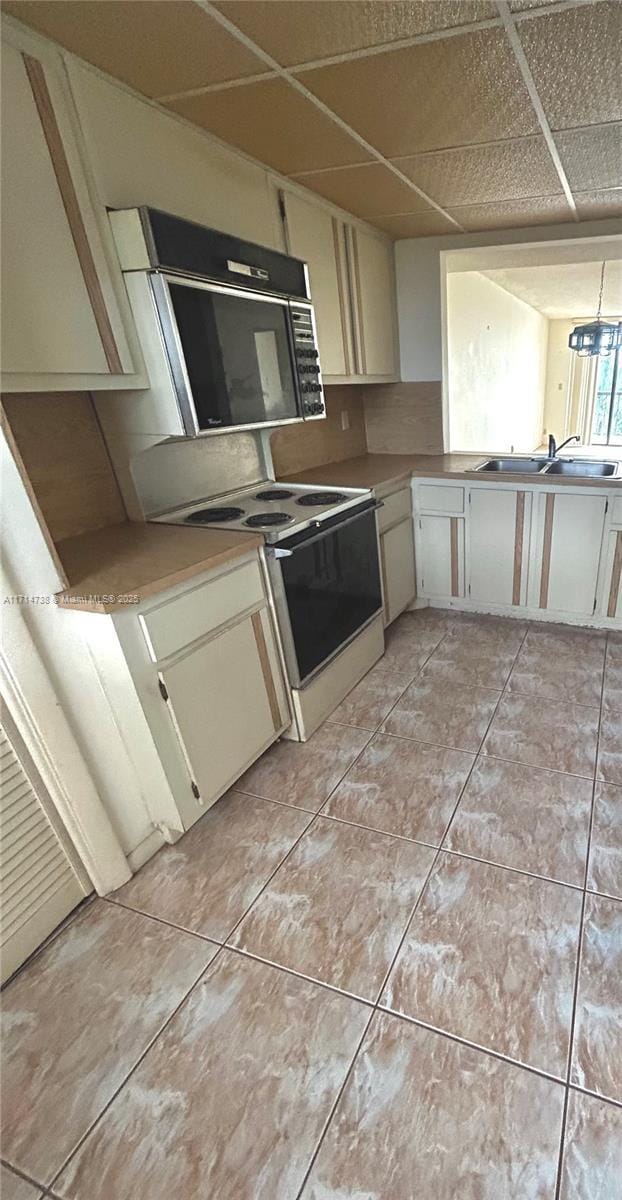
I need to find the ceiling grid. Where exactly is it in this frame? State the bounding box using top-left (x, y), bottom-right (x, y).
top-left (3, 0), bottom-right (620, 238)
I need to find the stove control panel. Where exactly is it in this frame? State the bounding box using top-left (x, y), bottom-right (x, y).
top-left (290, 302), bottom-right (326, 420)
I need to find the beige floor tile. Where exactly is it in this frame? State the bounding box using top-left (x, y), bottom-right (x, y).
top-left (444, 615), bottom-right (527, 653)
top-left (231, 817), bottom-right (435, 1000)
top-left (236, 722), bottom-right (370, 811)
top-left (325, 732), bottom-right (474, 844)
top-left (54, 953), bottom-right (368, 1200)
top-left (382, 853), bottom-right (582, 1076)
top-left (597, 709), bottom-right (622, 786)
top-left (571, 893), bottom-right (622, 1104)
top-left (602, 656), bottom-right (622, 713)
top-left (524, 624), bottom-right (607, 661)
top-left (380, 614), bottom-right (445, 676)
top-left (559, 1090), bottom-right (622, 1200)
top-left (330, 661), bottom-right (412, 731)
top-left (483, 694), bottom-right (600, 778)
top-left (114, 791), bottom-right (311, 940)
top-left (508, 646), bottom-right (604, 708)
top-left (0, 902), bottom-right (215, 1185)
top-left (383, 680), bottom-right (500, 752)
top-left (420, 640), bottom-right (518, 690)
top-left (0, 1165), bottom-right (43, 1200)
top-left (588, 782), bottom-right (622, 900)
top-left (445, 757), bottom-right (592, 885)
top-left (301, 1012), bottom-right (564, 1200)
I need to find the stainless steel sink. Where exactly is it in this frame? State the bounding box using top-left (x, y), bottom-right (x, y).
top-left (545, 459), bottom-right (618, 477)
top-left (475, 457), bottom-right (550, 474)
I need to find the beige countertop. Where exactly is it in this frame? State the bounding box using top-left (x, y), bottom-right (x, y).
top-left (283, 452), bottom-right (622, 492)
top-left (55, 521), bottom-right (262, 614)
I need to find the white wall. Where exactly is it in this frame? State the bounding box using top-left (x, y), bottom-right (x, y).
top-left (446, 271), bottom-right (549, 452)
top-left (542, 319), bottom-right (575, 439)
top-left (396, 222), bottom-right (622, 384)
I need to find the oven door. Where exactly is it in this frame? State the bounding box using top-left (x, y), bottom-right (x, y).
top-left (151, 273), bottom-right (302, 435)
top-left (270, 504), bottom-right (383, 687)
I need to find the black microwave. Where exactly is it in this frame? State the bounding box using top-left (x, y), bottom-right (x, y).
top-left (114, 207), bottom-right (326, 436)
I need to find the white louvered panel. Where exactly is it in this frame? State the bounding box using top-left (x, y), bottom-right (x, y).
top-left (1, 721), bottom-right (85, 984)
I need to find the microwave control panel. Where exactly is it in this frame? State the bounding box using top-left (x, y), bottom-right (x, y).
top-left (290, 303), bottom-right (326, 421)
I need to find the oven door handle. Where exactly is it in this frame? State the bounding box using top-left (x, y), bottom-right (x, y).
top-left (267, 501), bottom-right (384, 557)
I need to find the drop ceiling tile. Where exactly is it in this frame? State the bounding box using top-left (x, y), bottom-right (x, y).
top-left (1, 1), bottom-right (265, 98)
top-left (213, 1), bottom-right (497, 68)
top-left (520, 2), bottom-right (622, 130)
top-left (290, 163), bottom-right (433, 218)
top-left (372, 212), bottom-right (459, 238)
top-left (166, 78), bottom-right (371, 175)
top-left (448, 194), bottom-right (573, 231)
top-left (556, 124), bottom-right (622, 192)
top-left (298, 29), bottom-right (540, 158)
top-left (394, 135), bottom-right (560, 206)
top-left (574, 189), bottom-right (622, 220)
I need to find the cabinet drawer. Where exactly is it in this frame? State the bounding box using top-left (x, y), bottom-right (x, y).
top-left (378, 487), bottom-right (411, 532)
top-left (611, 495), bottom-right (622, 528)
top-left (140, 558), bottom-right (264, 661)
top-left (417, 484), bottom-right (464, 514)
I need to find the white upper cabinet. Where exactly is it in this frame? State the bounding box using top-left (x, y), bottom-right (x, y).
top-left (279, 185), bottom-right (398, 383)
top-left (347, 225), bottom-right (398, 378)
top-left (280, 189), bottom-right (352, 376)
top-left (1, 24), bottom-right (143, 391)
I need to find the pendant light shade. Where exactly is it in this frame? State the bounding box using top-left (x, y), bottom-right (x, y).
top-left (568, 261), bottom-right (621, 357)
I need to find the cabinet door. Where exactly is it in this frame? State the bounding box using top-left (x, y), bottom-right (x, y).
top-left (159, 609), bottom-right (287, 823)
top-left (537, 492), bottom-right (607, 616)
top-left (601, 529), bottom-right (622, 621)
top-left (281, 190), bottom-right (352, 376)
top-left (417, 515), bottom-right (464, 600)
top-left (349, 225), bottom-right (398, 377)
top-left (1, 34), bottom-right (136, 387)
top-left (469, 488), bottom-right (531, 608)
top-left (381, 517), bottom-right (416, 625)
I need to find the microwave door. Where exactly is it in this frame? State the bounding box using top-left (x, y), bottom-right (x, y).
top-left (157, 274), bottom-right (301, 434)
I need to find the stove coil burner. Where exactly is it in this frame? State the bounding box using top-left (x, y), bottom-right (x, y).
top-left (185, 506), bottom-right (244, 523)
top-left (296, 491), bottom-right (348, 506)
top-left (245, 512), bottom-right (295, 528)
top-left (255, 488), bottom-right (295, 501)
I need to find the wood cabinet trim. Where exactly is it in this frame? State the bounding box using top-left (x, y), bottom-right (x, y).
top-left (251, 610), bottom-right (281, 731)
top-left (450, 516), bottom-right (460, 598)
top-left (22, 52), bottom-right (123, 375)
top-left (512, 491), bottom-right (526, 607)
top-left (608, 530), bottom-right (622, 618)
top-left (331, 218), bottom-right (351, 376)
top-left (539, 493), bottom-right (555, 609)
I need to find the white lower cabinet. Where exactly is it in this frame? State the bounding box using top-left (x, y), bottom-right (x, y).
top-left (158, 609), bottom-right (284, 806)
top-left (531, 491), bottom-right (608, 617)
top-left (380, 518), bottom-right (416, 625)
top-left (416, 514), bottom-right (465, 601)
top-left (469, 487), bottom-right (531, 608)
top-left (600, 529), bottom-right (622, 621)
top-left (85, 551), bottom-right (290, 837)
top-left (413, 477), bottom-right (616, 627)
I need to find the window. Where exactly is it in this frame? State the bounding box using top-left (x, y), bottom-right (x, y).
top-left (591, 345), bottom-right (622, 445)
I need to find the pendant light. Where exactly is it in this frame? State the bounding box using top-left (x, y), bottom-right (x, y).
top-left (568, 261), bottom-right (622, 357)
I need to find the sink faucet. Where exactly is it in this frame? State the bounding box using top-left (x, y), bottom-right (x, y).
top-left (548, 433), bottom-right (580, 459)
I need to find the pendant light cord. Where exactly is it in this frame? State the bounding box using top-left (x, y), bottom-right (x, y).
top-left (597, 260), bottom-right (606, 322)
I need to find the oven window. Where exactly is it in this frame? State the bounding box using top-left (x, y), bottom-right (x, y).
top-left (280, 510), bottom-right (382, 684)
top-left (168, 282), bottom-right (299, 430)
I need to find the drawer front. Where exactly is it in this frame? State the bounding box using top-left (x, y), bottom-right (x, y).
top-left (611, 495), bottom-right (622, 528)
top-left (417, 483), bottom-right (465, 514)
top-left (140, 559), bottom-right (265, 662)
top-left (378, 487), bottom-right (411, 533)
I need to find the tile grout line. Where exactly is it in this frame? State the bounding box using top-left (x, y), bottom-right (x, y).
top-left (46, 947), bottom-right (229, 1193)
top-left (293, 622), bottom-right (532, 1196)
top-left (552, 627), bottom-right (609, 1200)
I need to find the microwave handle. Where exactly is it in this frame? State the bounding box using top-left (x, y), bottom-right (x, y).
top-left (268, 502), bottom-right (384, 557)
